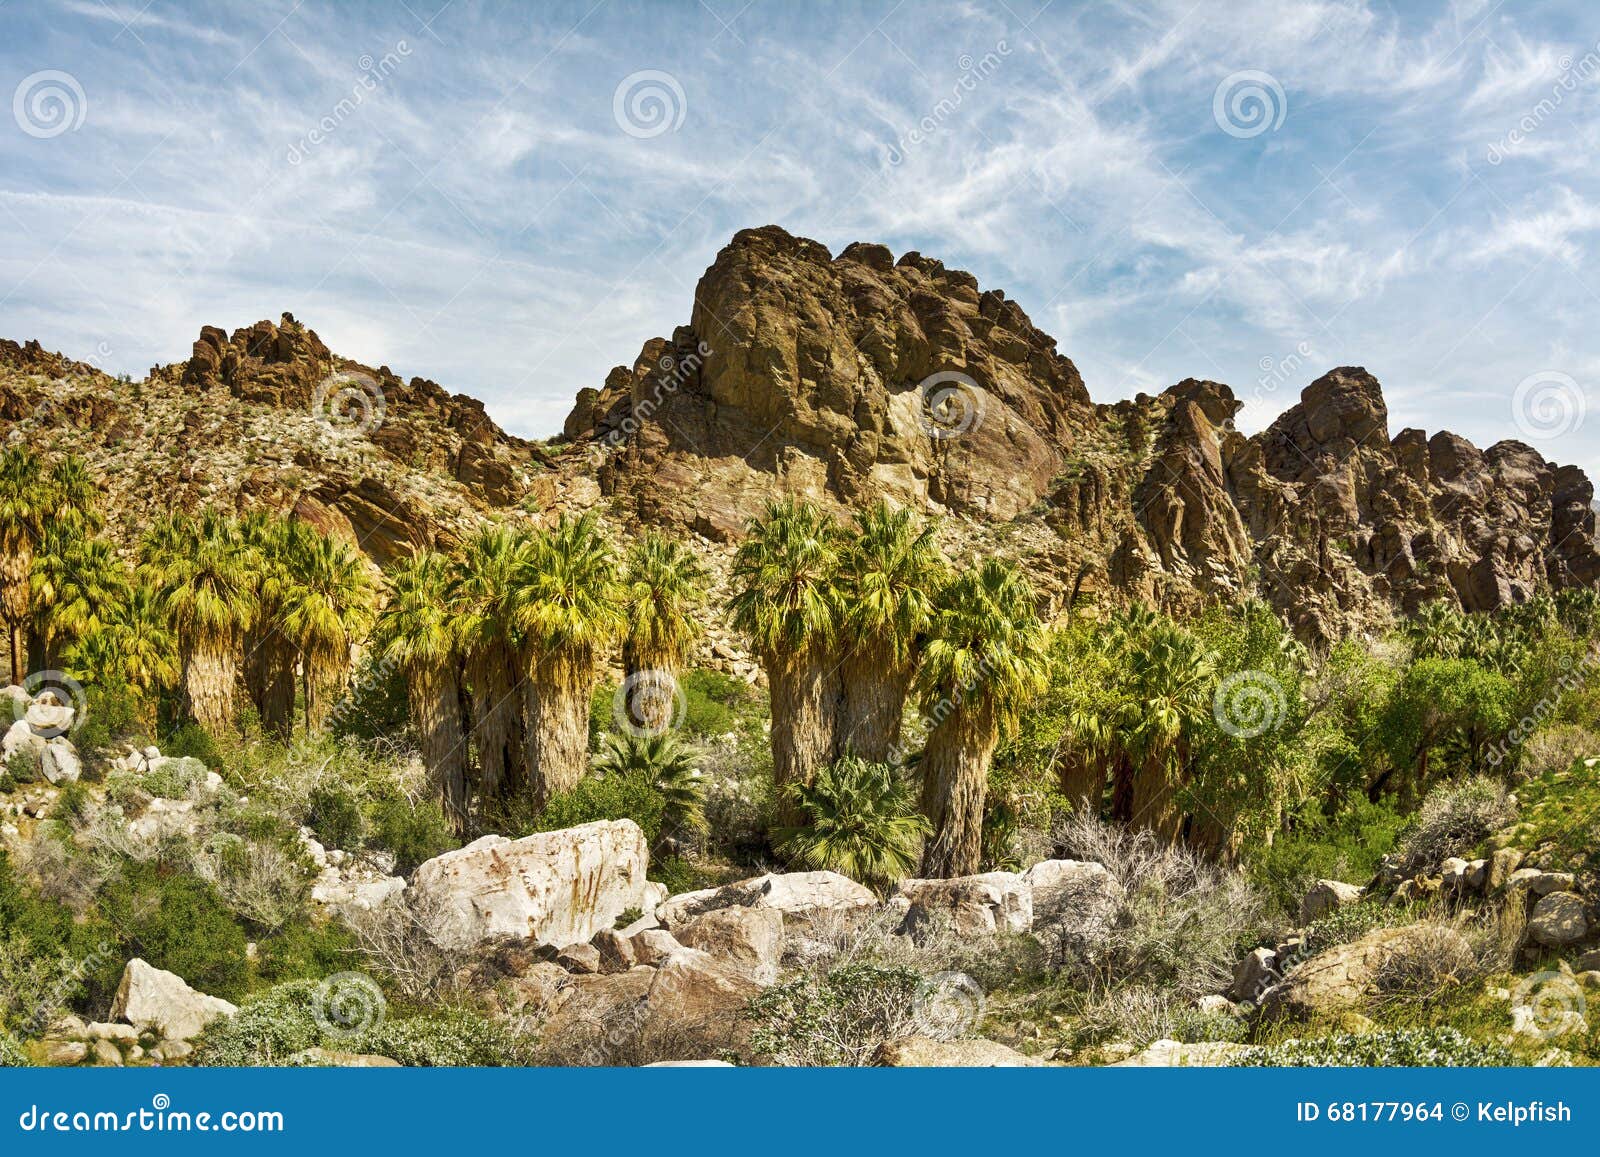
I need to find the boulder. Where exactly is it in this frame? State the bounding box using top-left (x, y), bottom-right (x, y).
top-left (32, 1039), bottom-right (88, 1066)
top-left (1488, 847), bottom-right (1525, 890)
top-left (894, 872), bottom-right (1032, 937)
top-left (1228, 947), bottom-right (1279, 1003)
top-left (39, 740), bottom-right (81, 785)
top-left (873, 1036), bottom-right (1045, 1067)
top-left (1024, 859), bottom-right (1122, 957)
top-left (675, 906), bottom-right (783, 983)
top-left (656, 871), bottom-right (875, 930)
top-left (24, 697), bottom-right (74, 736)
top-left (556, 943), bottom-right (602, 974)
top-left (408, 820), bottom-right (649, 950)
top-left (2, 718), bottom-right (42, 761)
top-left (1258, 925), bottom-right (1442, 1021)
top-left (1299, 879), bottom-right (1363, 923)
top-left (591, 929), bottom-right (638, 973)
top-left (630, 928), bottom-right (684, 966)
top-left (109, 959), bottom-right (236, 1041)
top-left (1528, 893), bottom-right (1589, 948)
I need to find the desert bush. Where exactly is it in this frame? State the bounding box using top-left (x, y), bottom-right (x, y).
top-left (254, 917), bottom-right (357, 984)
top-left (193, 980), bottom-right (323, 1065)
top-left (793, 904), bottom-right (1043, 994)
top-left (368, 796), bottom-right (455, 874)
top-left (307, 783), bottom-right (365, 851)
top-left (1051, 813), bottom-right (1277, 998)
top-left (1301, 900), bottom-right (1413, 953)
top-left (7, 749), bottom-right (41, 784)
top-left (1518, 725), bottom-right (1598, 782)
top-left (343, 893), bottom-right (475, 1004)
top-left (1396, 777), bottom-right (1514, 871)
top-left (193, 835), bottom-right (312, 935)
top-left (1246, 797), bottom-right (1406, 916)
top-left (142, 756), bottom-right (208, 800)
top-left (527, 768), bottom-right (665, 842)
top-left (1371, 919), bottom-right (1504, 1007)
top-left (355, 1009), bottom-right (535, 1066)
top-left (98, 861), bottom-right (250, 1001)
top-left (1234, 1027), bottom-right (1513, 1067)
top-left (1063, 985), bottom-right (1246, 1050)
top-left (746, 964), bottom-right (927, 1066)
top-left (0, 1032), bottom-right (26, 1066)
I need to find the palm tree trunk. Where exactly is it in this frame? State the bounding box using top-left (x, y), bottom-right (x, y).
top-left (918, 704), bottom-right (999, 878)
top-left (183, 633), bottom-right (237, 733)
top-left (621, 642), bottom-right (681, 736)
top-left (767, 649), bottom-right (839, 827)
top-left (1130, 751), bottom-right (1183, 842)
top-left (839, 641), bottom-right (912, 763)
top-left (1, 543), bottom-right (31, 686)
top-left (1057, 751), bottom-right (1106, 817)
top-left (525, 650), bottom-right (595, 810)
top-left (410, 660), bottom-right (469, 835)
top-left (470, 642), bottom-right (523, 799)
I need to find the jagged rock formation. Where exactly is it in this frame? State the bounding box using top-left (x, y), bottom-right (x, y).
top-left (570, 227), bottom-right (1600, 642)
top-left (566, 225), bottom-right (1095, 538)
top-left (5, 226), bottom-right (1597, 645)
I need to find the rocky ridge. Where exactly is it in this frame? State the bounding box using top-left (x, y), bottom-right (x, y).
top-left (6, 226), bottom-right (1598, 644)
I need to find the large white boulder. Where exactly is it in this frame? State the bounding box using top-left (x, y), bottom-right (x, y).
top-left (2, 718), bottom-right (42, 761)
top-left (893, 872), bottom-right (1032, 937)
top-left (409, 819), bottom-right (649, 950)
top-left (656, 871), bottom-right (876, 930)
top-left (110, 959), bottom-right (236, 1041)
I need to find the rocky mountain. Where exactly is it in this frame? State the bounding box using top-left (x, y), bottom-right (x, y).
top-left (5, 225), bottom-right (1597, 645)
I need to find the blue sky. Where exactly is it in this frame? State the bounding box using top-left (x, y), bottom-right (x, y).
top-left (3, 1), bottom-right (1599, 470)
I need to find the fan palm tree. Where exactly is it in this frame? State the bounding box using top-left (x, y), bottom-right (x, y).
top-left (0, 447), bottom-right (51, 682)
top-left (64, 581), bottom-right (177, 728)
top-left (835, 502), bottom-right (944, 762)
top-left (48, 455), bottom-right (102, 535)
top-left (778, 755), bottom-right (929, 892)
top-left (29, 531), bottom-right (127, 668)
top-left (281, 526), bottom-right (374, 732)
top-left (619, 532), bottom-right (707, 734)
top-left (1118, 621), bottom-right (1216, 841)
top-left (512, 514), bottom-right (622, 808)
top-left (372, 550), bottom-right (470, 832)
top-left (593, 731), bottom-right (707, 850)
top-left (237, 512), bottom-right (298, 737)
top-left (450, 524), bottom-right (531, 798)
top-left (915, 558), bottom-right (1048, 877)
top-left (145, 510), bottom-right (257, 733)
top-left (728, 499), bottom-right (842, 825)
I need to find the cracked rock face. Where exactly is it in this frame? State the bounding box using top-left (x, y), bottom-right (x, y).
top-left (568, 225), bottom-right (1096, 539)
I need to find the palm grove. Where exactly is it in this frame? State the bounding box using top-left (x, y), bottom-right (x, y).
top-left (8, 441), bottom-right (1595, 890)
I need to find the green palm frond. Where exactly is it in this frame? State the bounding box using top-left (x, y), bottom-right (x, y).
top-left (777, 755), bottom-right (929, 891)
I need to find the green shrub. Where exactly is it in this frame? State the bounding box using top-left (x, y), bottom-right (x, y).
top-left (70, 681), bottom-right (149, 771)
top-left (328, 655), bottom-right (409, 743)
top-left (7, 749), bottom-right (41, 785)
top-left (533, 770), bottom-right (664, 842)
top-left (1064, 985), bottom-right (1247, 1050)
top-left (680, 668), bottom-right (763, 738)
top-left (368, 796), bottom-right (456, 875)
top-left (354, 1010), bottom-right (534, 1066)
top-left (53, 781), bottom-right (93, 826)
top-left (255, 919), bottom-right (357, 984)
top-left (747, 964), bottom-right (927, 1066)
top-left (1234, 1028), bottom-right (1513, 1067)
top-left (307, 784), bottom-right (364, 851)
top-left (0, 1032), bottom-right (26, 1067)
top-left (197, 980), bottom-right (532, 1067)
top-left (162, 724), bottom-right (222, 766)
top-left (0, 771), bottom-right (15, 794)
top-left (194, 981), bottom-right (323, 1065)
top-left (99, 862), bottom-right (249, 1001)
top-left (1246, 798), bottom-right (1405, 916)
top-left (143, 756), bottom-right (208, 800)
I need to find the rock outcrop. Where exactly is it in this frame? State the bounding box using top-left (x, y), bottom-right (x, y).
top-left (408, 820), bottom-right (650, 950)
top-left (109, 959), bottom-right (237, 1041)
